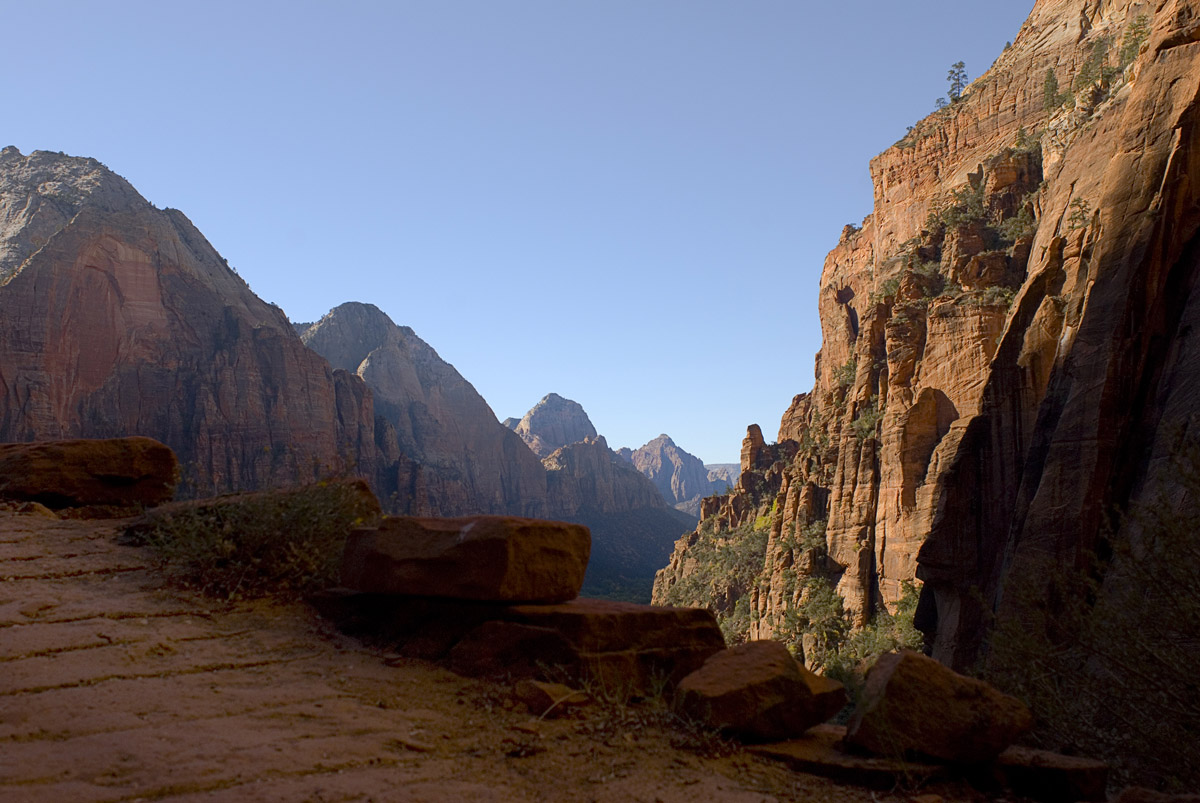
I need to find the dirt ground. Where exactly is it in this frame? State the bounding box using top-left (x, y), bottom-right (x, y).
top-left (0, 510), bottom-right (996, 802)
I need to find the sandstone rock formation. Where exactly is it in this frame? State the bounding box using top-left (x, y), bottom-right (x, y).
top-left (299, 303), bottom-right (552, 517)
top-left (0, 437), bottom-right (177, 509)
top-left (507, 393), bottom-right (597, 458)
top-left (341, 515), bottom-right (590, 603)
top-left (0, 148), bottom-right (377, 496)
top-left (653, 0), bottom-right (1200, 681)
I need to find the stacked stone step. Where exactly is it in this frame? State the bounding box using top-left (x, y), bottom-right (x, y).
top-left (325, 515), bottom-right (726, 696)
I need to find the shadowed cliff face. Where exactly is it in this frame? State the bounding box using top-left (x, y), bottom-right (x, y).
top-left (299, 303), bottom-right (552, 517)
top-left (0, 148), bottom-right (377, 495)
top-left (654, 0), bottom-right (1200, 668)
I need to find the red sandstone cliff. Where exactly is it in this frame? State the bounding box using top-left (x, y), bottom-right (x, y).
top-left (654, 0), bottom-right (1200, 669)
top-left (0, 148), bottom-right (377, 495)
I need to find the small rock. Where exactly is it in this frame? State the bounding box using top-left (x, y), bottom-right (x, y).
top-left (341, 515), bottom-right (590, 603)
top-left (673, 640), bottom-right (846, 742)
top-left (845, 650), bottom-right (1033, 764)
top-left (513, 679), bottom-right (590, 718)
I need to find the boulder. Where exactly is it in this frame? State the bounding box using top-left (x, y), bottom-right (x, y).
top-left (673, 641), bottom-right (846, 742)
top-left (504, 598), bottom-right (726, 695)
top-left (993, 745), bottom-right (1108, 803)
top-left (341, 515), bottom-right (590, 603)
top-left (845, 650), bottom-right (1032, 763)
top-left (447, 621), bottom-right (577, 679)
top-left (310, 591), bottom-right (724, 695)
top-left (0, 437), bottom-right (178, 509)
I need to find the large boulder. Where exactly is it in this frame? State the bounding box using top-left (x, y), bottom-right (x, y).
top-left (0, 437), bottom-right (178, 509)
top-left (447, 621), bottom-right (576, 679)
top-left (341, 515), bottom-right (590, 603)
top-left (673, 640), bottom-right (846, 742)
top-left (504, 598), bottom-right (726, 694)
top-left (845, 650), bottom-right (1032, 763)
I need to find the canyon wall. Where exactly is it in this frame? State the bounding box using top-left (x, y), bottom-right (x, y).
top-left (0, 148), bottom-right (377, 495)
top-left (655, 0), bottom-right (1200, 669)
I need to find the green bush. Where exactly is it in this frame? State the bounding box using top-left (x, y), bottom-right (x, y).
top-left (850, 397), bottom-right (884, 443)
top-left (128, 480), bottom-right (382, 599)
top-left (823, 582), bottom-right (923, 703)
top-left (833, 357), bottom-right (857, 389)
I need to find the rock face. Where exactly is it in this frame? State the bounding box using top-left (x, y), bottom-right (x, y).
top-left (299, 303), bottom-right (551, 517)
top-left (673, 640), bottom-right (846, 743)
top-left (0, 148), bottom-right (377, 496)
top-left (628, 434), bottom-right (725, 516)
top-left (542, 436), bottom-right (668, 515)
top-left (652, 0), bottom-right (1200, 672)
top-left (340, 515), bottom-right (590, 603)
top-left (508, 393), bottom-right (597, 458)
top-left (0, 437), bottom-right (177, 508)
top-left (845, 650), bottom-right (1032, 764)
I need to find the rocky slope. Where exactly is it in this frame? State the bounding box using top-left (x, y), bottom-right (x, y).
top-left (654, 0), bottom-right (1200, 675)
top-left (0, 148), bottom-right (377, 496)
top-left (299, 303), bottom-right (551, 517)
top-left (507, 393), bottom-right (597, 458)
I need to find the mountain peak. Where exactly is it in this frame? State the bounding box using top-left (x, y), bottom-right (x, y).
top-left (512, 393), bottom-right (597, 458)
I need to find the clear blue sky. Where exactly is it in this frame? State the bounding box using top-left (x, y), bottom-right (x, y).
top-left (6, 1), bottom-right (1033, 463)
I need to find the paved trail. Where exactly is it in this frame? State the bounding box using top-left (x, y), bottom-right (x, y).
top-left (0, 510), bottom-right (951, 802)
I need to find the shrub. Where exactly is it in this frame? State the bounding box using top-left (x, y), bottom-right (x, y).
top-left (850, 397), bottom-right (884, 443)
top-left (833, 356), bottom-right (857, 389)
top-left (823, 582), bottom-right (923, 703)
top-left (128, 479), bottom-right (382, 599)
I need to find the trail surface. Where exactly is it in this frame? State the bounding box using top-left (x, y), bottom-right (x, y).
top-left (0, 510), bottom-right (969, 802)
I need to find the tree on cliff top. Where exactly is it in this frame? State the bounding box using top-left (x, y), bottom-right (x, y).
top-left (947, 61), bottom-right (967, 102)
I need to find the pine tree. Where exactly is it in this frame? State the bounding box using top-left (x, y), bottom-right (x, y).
top-left (947, 61), bottom-right (967, 102)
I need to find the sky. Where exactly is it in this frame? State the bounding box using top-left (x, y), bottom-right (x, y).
top-left (4, 1), bottom-right (1033, 463)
